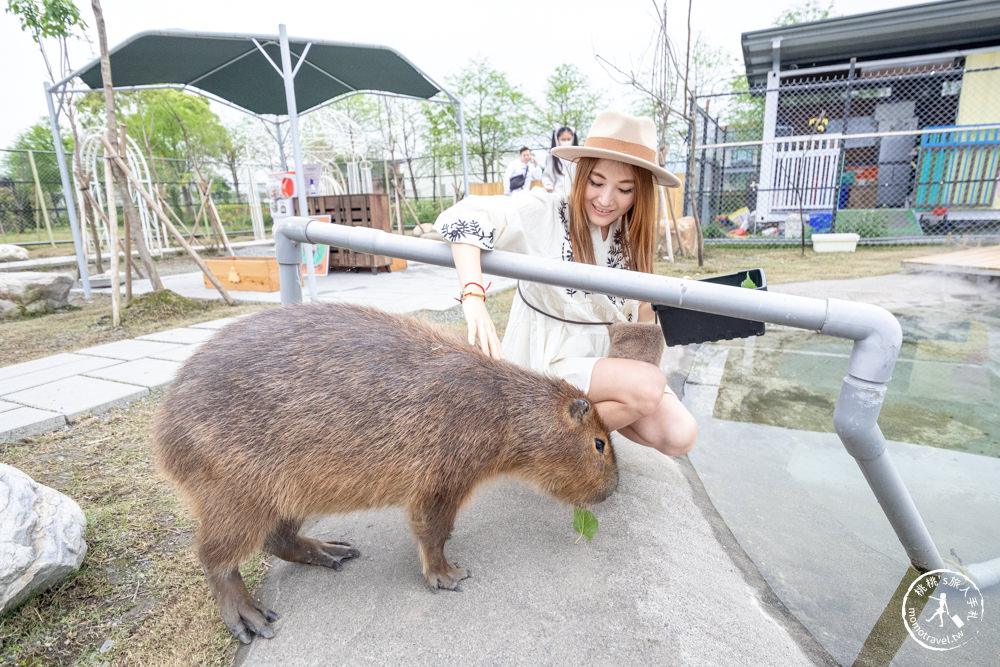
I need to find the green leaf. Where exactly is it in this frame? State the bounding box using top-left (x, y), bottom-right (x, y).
top-left (740, 272), bottom-right (758, 289)
top-left (573, 506), bottom-right (599, 543)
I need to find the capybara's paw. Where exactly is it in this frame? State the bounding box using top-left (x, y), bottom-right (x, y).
top-left (314, 540), bottom-right (361, 569)
top-left (222, 597), bottom-right (279, 644)
top-left (426, 565), bottom-right (470, 592)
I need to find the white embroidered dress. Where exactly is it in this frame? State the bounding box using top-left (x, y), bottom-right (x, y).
top-left (433, 188), bottom-right (640, 394)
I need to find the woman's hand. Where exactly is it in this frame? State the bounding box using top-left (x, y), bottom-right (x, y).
top-left (461, 296), bottom-right (503, 359)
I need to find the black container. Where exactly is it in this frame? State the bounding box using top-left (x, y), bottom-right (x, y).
top-left (653, 268), bottom-right (767, 346)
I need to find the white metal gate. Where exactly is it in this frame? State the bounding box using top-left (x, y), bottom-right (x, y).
top-left (768, 134), bottom-right (842, 211)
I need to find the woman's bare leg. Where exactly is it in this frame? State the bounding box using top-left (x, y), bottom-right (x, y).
top-left (589, 358), bottom-right (697, 456)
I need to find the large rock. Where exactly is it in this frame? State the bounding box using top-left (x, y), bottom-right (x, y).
top-left (0, 271), bottom-right (75, 319)
top-left (0, 244), bottom-right (29, 262)
top-left (0, 464), bottom-right (87, 615)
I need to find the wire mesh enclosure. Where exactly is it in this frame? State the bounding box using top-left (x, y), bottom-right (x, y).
top-left (687, 58), bottom-right (1000, 246)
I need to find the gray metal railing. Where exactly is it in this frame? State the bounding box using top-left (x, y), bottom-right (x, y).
top-left (273, 216), bottom-right (999, 589)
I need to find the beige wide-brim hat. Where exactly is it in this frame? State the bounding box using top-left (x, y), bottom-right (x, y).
top-left (551, 109), bottom-right (681, 188)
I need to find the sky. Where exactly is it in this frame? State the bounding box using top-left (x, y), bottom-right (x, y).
top-left (0, 0), bottom-right (935, 150)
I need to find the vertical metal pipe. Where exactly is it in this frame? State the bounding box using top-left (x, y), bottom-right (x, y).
top-left (278, 24), bottom-right (317, 301)
top-left (833, 376), bottom-right (945, 572)
top-left (276, 119), bottom-right (288, 171)
top-left (45, 82), bottom-right (91, 298)
top-left (273, 218), bottom-right (304, 305)
top-left (455, 100), bottom-right (470, 195)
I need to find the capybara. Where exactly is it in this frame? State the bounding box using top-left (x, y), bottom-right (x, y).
top-left (151, 303), bottom-right (618, 643)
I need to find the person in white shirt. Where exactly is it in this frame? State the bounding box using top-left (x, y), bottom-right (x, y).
top-left (503, 146), bottom-right (543, 195)
top-left (542, 126), bottom-right (578, 197)
top-left (434, 110), bottom-right (696, 458)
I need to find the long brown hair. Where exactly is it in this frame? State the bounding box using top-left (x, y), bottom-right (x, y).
top-left (567, 157), bottom-right (657, 274)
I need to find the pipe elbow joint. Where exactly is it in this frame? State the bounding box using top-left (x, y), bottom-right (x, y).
top-left (822, 299), bottom-right (902, 384)
top-left (274, 216), bottom-right (313, 264)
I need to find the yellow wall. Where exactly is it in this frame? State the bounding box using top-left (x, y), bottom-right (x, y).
top-left (956, 51), bottom-right (1000, 125)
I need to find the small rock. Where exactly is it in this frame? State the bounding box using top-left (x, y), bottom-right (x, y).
top-left (0, 464), bottom-right (88, 615)
top-left (99, 639), bottom-right (113, 653)
top-left (0, 271), bottom-right (74, 320)
top-left (0, 244), bottom-right (29, 262)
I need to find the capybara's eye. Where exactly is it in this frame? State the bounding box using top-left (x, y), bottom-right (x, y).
top-left (594, 438), bottom-right (606, 454)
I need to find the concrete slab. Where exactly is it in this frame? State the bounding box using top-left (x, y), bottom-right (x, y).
top-left (83, 358), bottom-right (182, 388)
top-left (147, 344), bottom-right (203, 363)
top-left (0, 352), bottom-right (86, 382)
top-left (134, 327), bottom-right (219, 344)
top-left (0, 406), bottom-right (65, 443)
top-left (4, 375), bottom-right (148, 421)
top-left (188, 316), bottom-right (247, 330)
top-left (685, 337), bottom-right (1000, 666)
top-left (75, 339), bottom-right (185, 361)
top-left (0, 400), bottom-right (21, 413)
top-left (0, 353), bottom-right (122, 395)
top-left (236, 438), bottom-right (830, 666)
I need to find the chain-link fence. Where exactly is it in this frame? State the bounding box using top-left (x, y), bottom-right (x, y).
top-left (687, 59), bottom-right (1000, 246)
top-left (0, 145), bottom-right (548, 247)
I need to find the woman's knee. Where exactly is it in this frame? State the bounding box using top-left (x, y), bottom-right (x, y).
top-left (631, 364), bottom-right (667, 415)
top-left (663, 410), bottom-right (698, 456)
top-left (649, 397), bottom-right (698, 456)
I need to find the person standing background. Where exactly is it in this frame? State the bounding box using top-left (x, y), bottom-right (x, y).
top-left (504, 146), bottom-right (543, 195)
top-left (542, 126), bottom-right (578, 197)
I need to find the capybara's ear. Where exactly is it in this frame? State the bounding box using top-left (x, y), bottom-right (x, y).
top-left (568, 398), bottom-right (591, 423)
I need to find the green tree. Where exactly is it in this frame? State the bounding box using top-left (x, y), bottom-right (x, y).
top-left (446, 59), bottom-right (534, 182)
top-left (5, 0), bottom-right (87, 80)
top-left (722, 74), bottom-right (764, 140)
top-left (421, 99), bottom-right (464, 197)
top-left (538, 64), bottom-right (603, 141)
top-left (1, 121), bottom-right (74, 232)
top-left (773, 0), bottom-right (834, 26)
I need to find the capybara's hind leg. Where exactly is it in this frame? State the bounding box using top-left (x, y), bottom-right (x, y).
top-left (409, 501), bottom-right (470, 591)
top-left (206, 566), bottom-right (278, 644)
top-left (263, 518), bottom-right (360, 569)
top-left (197, 505), bottom-right (278, 643)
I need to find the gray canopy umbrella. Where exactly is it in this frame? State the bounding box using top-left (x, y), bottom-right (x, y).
top-left (46, 26), bottom-right (470, 296)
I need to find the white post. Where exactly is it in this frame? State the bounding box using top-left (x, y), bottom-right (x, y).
top-left (755, 41), bottom-right (782, 223)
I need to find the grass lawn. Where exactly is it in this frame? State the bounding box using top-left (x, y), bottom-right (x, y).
top-left (0, 243), bottom-right (942, 664)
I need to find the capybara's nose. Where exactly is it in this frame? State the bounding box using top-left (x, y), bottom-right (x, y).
top-left (590, 469), bottom-right (619, 504)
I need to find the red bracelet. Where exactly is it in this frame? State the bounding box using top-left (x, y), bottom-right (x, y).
top-left (463, 281), bottom-right (491, 294)
top-left (456, 281), bottom-right (491, 303)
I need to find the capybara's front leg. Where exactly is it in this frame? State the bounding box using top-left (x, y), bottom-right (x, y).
top-left (206, 566), bottom-right (278, 644)
top-left (264, 518), bottom-right (360, 569)
top-left (409, 501), bottom-right (470, 591)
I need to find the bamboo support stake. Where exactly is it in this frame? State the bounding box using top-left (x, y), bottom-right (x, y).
top-left (198, 178), bottom-right (234, 255)
top-left (99, 135), bottom-right (235, 305)
top-left (79, 185), bottom-right (104, 273)
top-left (27, 150), bottom-right (57, 247)
top-left (102, 147), bottom-right (121, 326)
top-left (188, 182), bottom-right (208, 243)
top-left (81, 187), bottom-right (143, 279)
top-left (658, 185), bottom-right (675, 262)
top-left (158, 191), bottom-right (193, 237)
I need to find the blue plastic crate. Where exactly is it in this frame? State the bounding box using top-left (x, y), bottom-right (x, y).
top-left (808, 212), bottom-right (832, 233)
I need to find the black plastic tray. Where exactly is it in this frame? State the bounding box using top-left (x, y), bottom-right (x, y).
top-left (652, 268), bottom-right (767, 346)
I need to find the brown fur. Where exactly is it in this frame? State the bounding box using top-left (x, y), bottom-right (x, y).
top-left (608, 322), bottom-right (666, 366)
top-left (151, 303), bottom-right (617, 643)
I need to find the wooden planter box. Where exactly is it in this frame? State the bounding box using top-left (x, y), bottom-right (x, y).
top-left (203, 256), bottom-right (282, 292)
top-left (295, 194), bottom-right (394, 271)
